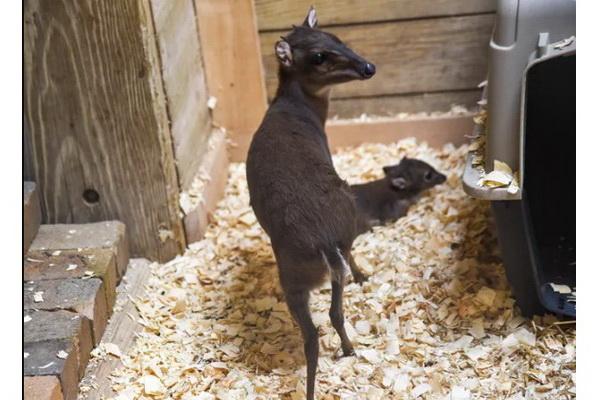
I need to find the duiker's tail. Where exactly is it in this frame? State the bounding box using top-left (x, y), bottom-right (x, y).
top-left (321, 247), bottom-right (351, 284)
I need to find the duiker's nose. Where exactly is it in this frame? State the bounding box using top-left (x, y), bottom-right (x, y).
top-left (362, 62), bottom-right (376, 78)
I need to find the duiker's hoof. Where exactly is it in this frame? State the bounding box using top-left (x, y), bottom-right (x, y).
top-left (353, 272), bottom-right (368, 285)
top-left (342, 348), bottom-right (356, 357)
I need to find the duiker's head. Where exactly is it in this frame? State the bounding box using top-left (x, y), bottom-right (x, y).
top-left (275, 7), bottom-right (376, 93)
top-left (383, 158), bottom-right (447, 193)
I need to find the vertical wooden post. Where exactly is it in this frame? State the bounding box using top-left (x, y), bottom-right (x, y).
top-left (150, 0), bottom-right (213, 190)
top-left (195, 0), bottom-right (268, 161)
top-left (24, 0), bottom-right (185, 262)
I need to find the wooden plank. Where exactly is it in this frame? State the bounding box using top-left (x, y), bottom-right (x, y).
top-left (150, 0), bottom-right (213, 190)
top-left (255, 0), bottom-right (496, 31)
top-left (326, 115), bottom-right (473, 151)
top-left (260, 14), bottom-right (494, 100)
top-left (79, 259), bottom-right (153, 400)
top-left (329, 90), bottom-right (481, 118)
top-left (24, 0), bottom-right (185, 262)
top-left (183, 129), bottom-right (229, 240)
top-left (195, 0), bottom-right (268, 161)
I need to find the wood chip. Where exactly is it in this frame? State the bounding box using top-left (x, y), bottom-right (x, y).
top-left (104, 343), bottom-right (122, 358)
top-left (140, 375), bottom-right (166, 396)
top-left (33, 291), bottom-right (44, 303)
top-left (207, 96), bottom-right (218, 110)
top-left (57, 350), bottom-right (69, 359)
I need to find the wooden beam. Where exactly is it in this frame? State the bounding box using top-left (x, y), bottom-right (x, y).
top-left (255, 0), bottom-right (496, 30)
top-left (195, 0), bottom-right (268, 162)
top-left (326, 115), bottom-right (473, 151)
top-left (183, 129), bottom-right (230, 243)
top-left (24, 0), bottom-right (185, 262)
top-left (79, 259), bottom-right (153, 400)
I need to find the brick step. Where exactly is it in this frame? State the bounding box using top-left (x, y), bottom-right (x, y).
top-left (24, 182), bottom-right (41, 254)
top-left (23, 221), bottom-right (130, 400)
top-left (24, 310), bottom-right (93, 400)
top-left (24, 278), bottom-right (109, 346)
top-left (25, 248), bottom-right (119, 317)
top-left (29, 221), bottom-right (129, 281)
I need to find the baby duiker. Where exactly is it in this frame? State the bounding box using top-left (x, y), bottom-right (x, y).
top-left (246, 6), bottom-right (376, 399)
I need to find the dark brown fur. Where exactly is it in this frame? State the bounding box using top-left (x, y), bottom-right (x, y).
top-left (245, 7), bottom-right (375, 399)
top-left (353, 158), bottom-right (447, 234)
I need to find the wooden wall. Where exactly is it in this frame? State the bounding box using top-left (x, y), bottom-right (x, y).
top-left (255, 0), bottom-right (496, 118)
top-left (23, 0), bottom-right (204, 262)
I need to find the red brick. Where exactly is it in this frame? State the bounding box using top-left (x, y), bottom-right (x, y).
top-left (24, 310), bottom-right (93, 378)
top-left (24, 376), bottom-right (63, 400)
top-left (24, 340), bottom-right (77, 400)
top-left (24, 278), bottom-right (109, 344)
top-left (25, 249), bottom-right (118, 312)
top-left (30, 221), bottom-right (129, 280)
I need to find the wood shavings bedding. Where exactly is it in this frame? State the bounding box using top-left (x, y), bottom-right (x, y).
top-left (95, 138), bottom-right (575, 400)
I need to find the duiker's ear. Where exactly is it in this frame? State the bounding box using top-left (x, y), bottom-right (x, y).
top-left (275, 39), bottom-right (293, 67)
top-left (391, 177), bottom-right (408, 190)
top-left (382, 165), bottom-right (394, 176)
top-left (302, 6), bottom-right (318, 28)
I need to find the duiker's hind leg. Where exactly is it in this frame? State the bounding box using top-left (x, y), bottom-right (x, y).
top-left (348, 254), bottom-right (368, 284)
top-left (285, 289), bottom-right (319, 400)
top-left (330, 279), bottom-right (355, 356)
top-left (324, 249), bottom-right (356, 357)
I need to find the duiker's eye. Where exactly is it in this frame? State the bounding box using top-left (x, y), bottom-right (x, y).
top-left (424, 171), bottom-right (433, 181)
top-left (310, 52), bottom-right (327, 65)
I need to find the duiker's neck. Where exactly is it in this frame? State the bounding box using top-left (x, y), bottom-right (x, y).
top-left (275, 68), bottom-right (330, 126)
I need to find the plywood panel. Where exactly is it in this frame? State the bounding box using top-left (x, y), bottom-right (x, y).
top-left (24, 0), bottom-right (185, 262)
top-left (255, 0), bottom-right (496, 31)
top-left (260, 14), bottom-right (494, 100)
top-left (195, 0), bottom-right (268, 162)
top-left (150, 0), bottom-right (212, 189)
top-left (329, 90), bottom-right (480, 118)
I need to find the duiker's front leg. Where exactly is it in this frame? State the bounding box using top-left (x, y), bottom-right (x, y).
top-left (285, 289), bottom-right (319, 400)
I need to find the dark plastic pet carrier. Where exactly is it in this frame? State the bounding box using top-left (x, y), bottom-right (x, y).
top-left (462, 0), bottom-right (576, 317)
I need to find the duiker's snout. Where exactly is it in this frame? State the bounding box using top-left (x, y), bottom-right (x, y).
top-left (435, 172), bottom-right (447, 185)
top-left (344, 49), bottom-right (375, 80)
top-left (361, 62), bottom-right (376, 79)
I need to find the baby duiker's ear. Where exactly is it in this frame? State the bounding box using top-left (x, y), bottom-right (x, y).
top-left (391, 177), bottom-right (408, 190)
top-left (275, 39), bottom-right (293, 67)
top-left (382, 165), bottom-right (394, 176)
top-left (302, 6), bottom-right (318, 28)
